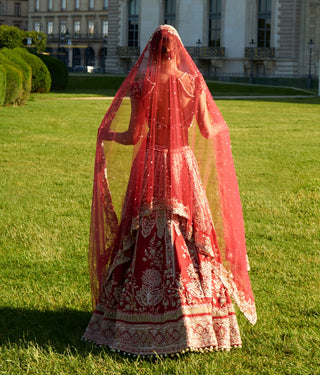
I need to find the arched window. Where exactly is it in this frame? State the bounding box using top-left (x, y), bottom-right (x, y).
top-left (209, 0), bottom-right (221, 47)
top-left (164, 0), bottom-right (176, 27)
top-left (258, 0), bottom-right (271, 47)
top-left (128, 0), bottom-right (139, 47)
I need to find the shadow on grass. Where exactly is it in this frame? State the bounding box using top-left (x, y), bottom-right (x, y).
top-left (0, 307), bottom-right (170, 362)
top-left (0, 308), bottom-right (207, 365)
top-left (0, 307), bottom-right (103, 356)
top-left (0, 308), bottom-right (190, 366)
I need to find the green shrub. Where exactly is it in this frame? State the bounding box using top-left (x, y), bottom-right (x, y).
top-left (0, 61), bottom-right (23, 106)
top-left (0, 48), bottom-right (31, 105)
top-left (0, 64), bottom-right (6, 106)
top-left (0, 25), bottom-right (23, 49)
top-left (36, 54), bottom-right (68, 91)
top-left (14, 48), bottom-right (51, 93)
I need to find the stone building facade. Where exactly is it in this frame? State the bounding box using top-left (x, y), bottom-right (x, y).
top-left (0, 0), bottom-right (28, 30)
top-left (106, 0), bottom-right (319, 79)
top-left (23, 0), bottom-right (319, 78)
top-left (27, 0), bottom-right (109, 70)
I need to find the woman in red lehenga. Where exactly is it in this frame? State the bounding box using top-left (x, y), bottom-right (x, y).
top-left (82, 25), bottom-right (256, 356)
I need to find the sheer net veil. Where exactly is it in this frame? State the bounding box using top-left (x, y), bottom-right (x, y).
top-left (89, 25), bottom-right (256, 325)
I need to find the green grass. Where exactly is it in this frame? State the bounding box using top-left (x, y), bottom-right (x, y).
top-left (63, 75), bottom-right (316, 97)
top-left (65, 75), bottom-right (126, 96)
top-left (0, 92), bottom-right (320, 374)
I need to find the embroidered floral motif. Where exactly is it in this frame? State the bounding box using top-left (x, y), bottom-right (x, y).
top-left (141, 215), bottom-right (155, 238)
top-left (136, 269), bottom-right (164, 306)
top-left (185, 263), bottom-right (205, 299)
top-left (142, 269), bottom-right (162, 287)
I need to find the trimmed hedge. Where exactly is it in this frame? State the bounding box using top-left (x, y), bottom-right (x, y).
top-left (0, 48), bottom-right (31, 105)
top-left (0, 61), bottom-right (23, 106)
top-left (36, 53), bottom-right (68, 91)
top-left (0, 64), bottom-right (6, 106)
top-left (14, 48), bottom-right (51, 93)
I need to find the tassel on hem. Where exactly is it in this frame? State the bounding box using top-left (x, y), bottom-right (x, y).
top-left (81, 335), bottom-right (242, 358)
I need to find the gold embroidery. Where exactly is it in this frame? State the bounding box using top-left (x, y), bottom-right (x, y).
top-left (83, 307), bottom-right (242, 355)
top-left (141, 215), bottom-right (155, 238)
top-left (135, 269), bottom-right (164, 307)
top-left (85, 144), bottom-right (254, 354)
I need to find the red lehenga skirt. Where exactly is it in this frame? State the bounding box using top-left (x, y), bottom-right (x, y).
top-left (82, 145), bottom-right (242, 355)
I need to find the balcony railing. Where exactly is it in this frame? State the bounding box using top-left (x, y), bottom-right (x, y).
top-left (244, 47), bottom-right (275, 58)
top-left (115, 46), bottom-right (224, 59)
top-left (116, 46), bottom-right (140, 57)
top-left (47, 33), bottom-right (107, 41)
top-left (186, 46), bottom-right (225, 58)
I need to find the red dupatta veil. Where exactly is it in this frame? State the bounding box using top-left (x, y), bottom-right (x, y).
top-left (88, 25), bottom-right (256, 325)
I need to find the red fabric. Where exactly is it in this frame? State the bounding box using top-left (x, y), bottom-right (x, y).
top-left (87, 24), bottom-right (257, 337)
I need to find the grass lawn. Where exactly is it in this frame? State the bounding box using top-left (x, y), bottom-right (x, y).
top-left (64, 75), bottom-right (317, 97)
top-left (0, 90), bottom-right (319, 374)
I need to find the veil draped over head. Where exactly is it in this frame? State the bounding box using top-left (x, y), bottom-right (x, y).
top-left (89, 25), bottom-right (256, 325)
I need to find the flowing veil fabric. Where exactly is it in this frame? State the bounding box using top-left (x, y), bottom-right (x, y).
top-left (84, 25), bottom-right (256, 355)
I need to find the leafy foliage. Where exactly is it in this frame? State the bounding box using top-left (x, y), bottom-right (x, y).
top-left (0, 60), bottom-right (23, 105)
top-left (36, 53), bottom-right (68, 91)
top-left (0, 25), bottom-right (23, 49)
top-left (0, 48), bottom-right (31, 105)
top-left (0, 64), bottom-right (5, 106)
top-left (14, 48), bottom-right (51, 93)
top-left (0, 25), bottom-right (46, 53)
top-left (24, 31), bottom-right (47, 53)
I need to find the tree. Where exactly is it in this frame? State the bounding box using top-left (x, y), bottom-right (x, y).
top-left (0, 25), bottom-right (23, 49)
top-left (0, 25), bottom-right (47, 53)
top-left (24, 31), bottom-right (47, 53)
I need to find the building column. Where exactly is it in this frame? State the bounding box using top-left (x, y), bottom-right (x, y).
top-left (140, 0), bottom-right (161, 49)
top-left (178, 0), bottom-right (204, 46)
top-left (223, 0), bottom-right (247, 74)
top-left (94, 45), bottom-right (100, 68)
top-left (105, 0), bottom-right (122, 72)
top-left (67, 47), bottom-right (72, 69)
